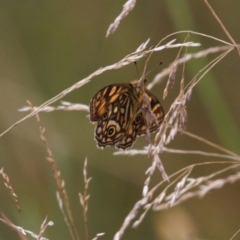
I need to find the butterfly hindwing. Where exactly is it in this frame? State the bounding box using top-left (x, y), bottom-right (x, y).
top-left (116, 108), bottom-right (143, 149)
top-left (94, 97), bottom-right (129, 148)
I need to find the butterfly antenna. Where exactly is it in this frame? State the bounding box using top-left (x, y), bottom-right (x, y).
top-left (142, 47), bottom-right (156, 78)
top-left (145, 61), bottom-right (164, 78)
top-left (134, 61), bottom-right (140, 79)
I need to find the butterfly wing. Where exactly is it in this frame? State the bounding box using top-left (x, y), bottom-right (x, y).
top-left (89, 84), bottom-right (131, 122)
top-left (116, 89), bottom-right (164, 149)
top-left (94, 93), bottom-right (130, 148)
top-left (137, 88), bottom-right (164, 135)
top-left (90, 83), bottom-right (140, 148)
top-left (89, 81), bottom-right (164, 149)
top-left (115, 108), bottom-right (143, 150)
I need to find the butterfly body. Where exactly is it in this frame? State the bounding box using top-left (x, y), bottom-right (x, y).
top-left (90, 81), bottom-right (164, 149)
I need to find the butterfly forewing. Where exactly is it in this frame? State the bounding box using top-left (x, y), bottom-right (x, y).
top-left (89, 84), bottom-right (131, 122)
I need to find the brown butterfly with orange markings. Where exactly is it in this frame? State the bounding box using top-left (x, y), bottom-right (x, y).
top-left (89, 80), bottom-right (164, 149)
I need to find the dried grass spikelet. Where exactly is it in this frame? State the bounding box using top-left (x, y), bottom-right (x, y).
top-left (155, 75), bottom-right (193, 148)
top-left (19, 101), bottom-right (89, 113)
top-left (0, 39), bottom-right (200, 139)
top-left (143, 152), bottom-right (169, 196)
top-left (0, 210), bottom-right (52, 240)
top-left (79, 158), bottom-right (93, 240)
top-left (178, 104), bottom-right (187, 131)
top-left (106, 0), bottom-right (136, 37)
top-left (0, 168), bottom-right (20, 213)
top-left (38, 217), bottom-right (54, 240)
top-left (184, 88), bottom-right (192, 105)
top-left (92, 233), bottom-right (105, 240)
top-left (163, 62), bottom-right (178, 99)
top-left (0, 211), bottom-right (28, 240)
top-left (27, 101), bottom-right (79, 240)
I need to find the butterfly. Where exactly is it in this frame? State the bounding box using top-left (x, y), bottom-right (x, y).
top-left (89, 80), bottom-right (164, 149)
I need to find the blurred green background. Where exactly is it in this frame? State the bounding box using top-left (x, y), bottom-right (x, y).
top-left (0, 0), bottom-right (240, 239)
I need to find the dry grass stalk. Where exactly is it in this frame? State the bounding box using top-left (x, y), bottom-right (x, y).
top-left (0, 168), bottom-right (20, 213)
top-left (148, 44), bottom-right (234, 90)
top-left (181, 130), bottom-right (239, 157)
top-left (37, 217), bottom-right (54, 240)
top-left (154, 163), bottom-right (240, 210)
top-left (230, 229), bottom-right (240, 240)
top-left (114, 69), bottom-right (240, 239)
top-left (1, 31), bottom-right (235, 141)
top-left (0, 38), bottom-right (199, 138)
top-left (45, 151), bottom-right (78, 239)
top-left (0, 211), bottom-right (50, 240)
top-left (28, 101), bottom-right (80, 240)
top-left (78, 159), bottom-right (105, 240)
top-left (113, 197), bottom-right (148, 240)
top-left (133, 167), bottom-right (192, 229)
top-left (19, 102), bottom-right (89, 113)
top-left (92, 232), bottom-right (105, 240)
top-left (151, 47), bottom-right (233, 157)
top-left (189, 48), bottom-right (233, 90)
top-left (143, 153), bottom-right (169, 197)
top-left (56, 191), bottom-right (74, 239)
top-left (1, 29), bottom-right (238, 240)
top-left (111, 7), bottom-right (239, 236)
top-left (0, 151), bottom-right (53, 240)
top-left (203, 0), bottom-right (240, 56)
top-left (115, 146), bottom-right (240, 161)
top-left (79, 158), bottom-right (92, 240)
top-left (0, 211), bottom-right (27, 240)
top-left (163, 34), bottom-right (189, 100)
top-left (163, 62), bottom-right (178, 99)
top-left (115, 43), bottom-right (240, 232)
top-left (106, 0), bottom-right (136, 37)
top-left (163, 147), bottom-right (240, 161)
top-left (113, 167), bottom-right (190, 238)
top-left (114, 162), bottom-right (240, 239)
top-left (167, 167), bottom-right (193, 207)
top-left (113, 40), bottom-right (234, 193)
